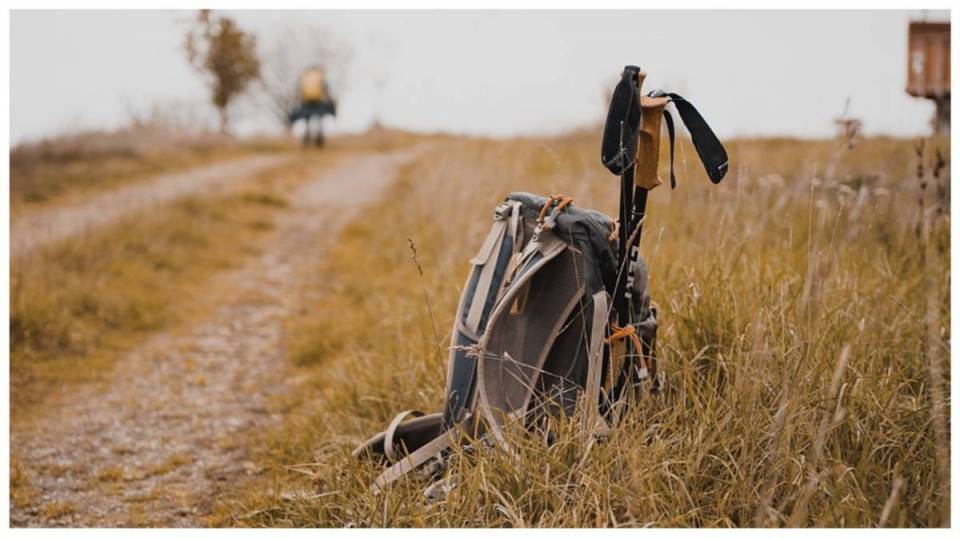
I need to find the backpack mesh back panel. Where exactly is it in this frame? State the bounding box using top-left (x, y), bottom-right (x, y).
top-left (479, 247), bottom-right (586, 426)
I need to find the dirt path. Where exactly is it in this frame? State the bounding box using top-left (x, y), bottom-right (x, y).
top-left (11, 154), bottom-right (294, 259)
top-left (10, 148), bottom-right (420, 527)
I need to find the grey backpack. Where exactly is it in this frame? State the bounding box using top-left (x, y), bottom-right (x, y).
top-left (353, 192), bottom-right (658, 491)
top-left (355, 65), bottom-right (728, 493)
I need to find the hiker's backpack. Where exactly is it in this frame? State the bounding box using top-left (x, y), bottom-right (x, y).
top-left (353, 65), bottom-right (727, 492)
top-left (299, 68), bottom-right (328, 103)
top-left (353, 192), bottom-right (659, 490)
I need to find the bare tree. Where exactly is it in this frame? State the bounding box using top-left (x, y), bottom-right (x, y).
top-left (185, 10), bottom-right (261, 135)
top-left (257, 23), bottom-right (352, 130)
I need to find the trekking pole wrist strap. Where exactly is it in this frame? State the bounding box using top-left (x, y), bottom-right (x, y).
top-left (648, 90), bottom-right (730, 187)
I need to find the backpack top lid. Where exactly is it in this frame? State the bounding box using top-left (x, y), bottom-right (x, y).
top-left (506, 192), bottom-right (619, 295)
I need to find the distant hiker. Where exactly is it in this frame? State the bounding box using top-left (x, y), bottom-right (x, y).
top-left (288, 66), bottom-right (336, 147)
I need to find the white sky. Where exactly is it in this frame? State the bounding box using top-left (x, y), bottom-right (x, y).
top-left (9, 9), bottom-right (951, 143)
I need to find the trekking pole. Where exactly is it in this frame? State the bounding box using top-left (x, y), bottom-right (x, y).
top-left (616, 131), bottom-right (635, 326)
top-left (602, 65), bottom-right (642, 325)
top-left (601, 65), bottom-right (644, 407)
top-left (602, 65), bottom-right (730, 405)
top-left (614, 71), bottom-right (670, 400)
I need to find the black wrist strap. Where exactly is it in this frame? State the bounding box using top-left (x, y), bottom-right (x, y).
top-left (662, 109), bottom-right (677, 189)
top-left (665, 92), bottom-right (729, 184)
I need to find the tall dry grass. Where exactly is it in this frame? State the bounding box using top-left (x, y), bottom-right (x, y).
top-left (202, 133), bottom-right (942, 527)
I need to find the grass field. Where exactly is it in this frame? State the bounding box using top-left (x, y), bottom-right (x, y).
top-left (209, 133), bottom-right (951, 527)
top-left (8, 129), bottom-right (428, 412)
top-left (9, 151), bottom-right (333, 412)
top-left (9, 125), bottom-right (299, 213)
top-left (9, 129), bottom-right (949, 527)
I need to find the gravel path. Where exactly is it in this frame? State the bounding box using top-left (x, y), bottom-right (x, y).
top-left (11, 154), bottom-right (294, 259)
top-left (10, 148), bottom-right (419, 527)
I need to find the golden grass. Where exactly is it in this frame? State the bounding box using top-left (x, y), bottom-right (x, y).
top-left (9, 143), bottom-right (283, 214)
top-left (10, 459), bottom-right (38, 511)
top-left (94, 466), bottom-right (127, 484)
top-left (211, 133), bottom-right (950, 527)
top-left (39, 501), bottom-right (76, 520)
top-left (145, 454), bottom-right (194, 478)
top-left (9, 153), bottom-right (332, 412)
top-left (9, 125), bottom-right (443, 213)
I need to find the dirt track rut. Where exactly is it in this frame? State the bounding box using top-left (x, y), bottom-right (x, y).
top-left (10, 148), bottom-right (419, 527)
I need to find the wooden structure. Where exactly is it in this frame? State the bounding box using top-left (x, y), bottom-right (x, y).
top-left (907, 21), bottom-right (951, 134)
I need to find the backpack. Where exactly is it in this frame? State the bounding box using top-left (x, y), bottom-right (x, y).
top-left (353, 65), bottom-right (727, 493)
top-left (299, 68), bottom-right (327, 102)
top-left (353, 192), bottom-right (659, 491)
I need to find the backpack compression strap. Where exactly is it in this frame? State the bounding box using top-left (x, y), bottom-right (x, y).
top-left (651, 91), bottom-right (729, 187)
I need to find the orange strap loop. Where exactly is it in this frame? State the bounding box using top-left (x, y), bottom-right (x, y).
top-left (536, 195), bottom-right (561, 223)
top-left (605, 323), bottom-right (650, 371)
top-left (554, 195), bottom-right (574, 214)
top-left (537, 194), bottom-right (574, 224)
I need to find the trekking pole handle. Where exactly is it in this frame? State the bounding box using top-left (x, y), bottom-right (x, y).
top-left (635, 90), bottom-right (669, 190)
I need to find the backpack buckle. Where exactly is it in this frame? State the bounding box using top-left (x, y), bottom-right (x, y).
top-left (493, 201), bottom-right (512, 221)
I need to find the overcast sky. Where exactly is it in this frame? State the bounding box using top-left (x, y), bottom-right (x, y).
top-left (10, 9), bottom-right (950, 143)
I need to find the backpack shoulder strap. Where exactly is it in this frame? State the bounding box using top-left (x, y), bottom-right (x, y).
top-left (475, 232), bottom-right (579, 440)
top-left (582, 291), bottom-right (612, 433)
top-left (382, 410), bottom-right (425, 462)
top-left (443, 200), bottom-right (524, 427)
top-left (371, 418), bottom-right (463, 493)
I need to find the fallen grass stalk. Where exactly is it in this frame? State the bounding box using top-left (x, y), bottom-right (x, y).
top-left (407, 237), bottom-right (442, 353)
